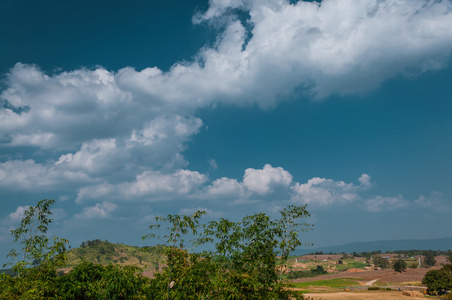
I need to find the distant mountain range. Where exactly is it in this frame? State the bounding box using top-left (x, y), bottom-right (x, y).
top-left (295, 237), bottom-right (452, 255)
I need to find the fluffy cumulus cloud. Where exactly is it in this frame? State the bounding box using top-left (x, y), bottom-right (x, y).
top-left (195, 0), bottom-right (452, 100)
top-left (0, 159), bottom-right (93, 192)
top-left (243, 164), bottom-right (293, 194)
top-left (291, 174), bottom-right (372, 206)
top-left (2, 0), bottom-right (452, 146)
top-left (1, 0), bottom-right (452, 208)
top-left (76, 169), bottom-right (208, 202)
top-left (203, 164), bottom-right (293, 202)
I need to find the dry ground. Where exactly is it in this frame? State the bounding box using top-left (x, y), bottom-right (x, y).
top-left (302, 290), bottom-right (428, 300)
top-left (293, 266), bottom-right (445, 299)
top-left (292, 266), bottom-right (440, 285)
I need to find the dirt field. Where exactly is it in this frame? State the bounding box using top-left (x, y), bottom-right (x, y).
top-left (293, 266), bottom-right (445, 299)
top-left (303, 290), bottom-right (429, 299)
top-left (292, 266), bottom-right (440, 285)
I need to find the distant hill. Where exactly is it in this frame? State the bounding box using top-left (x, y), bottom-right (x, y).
top-left (65, 240), bottom-right (165, 268)
top-left (295, 237), bottom-right (452, 255)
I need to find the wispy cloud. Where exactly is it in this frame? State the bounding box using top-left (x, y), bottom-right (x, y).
top-left (74, 202), bottom-right (117, 219)
top-left (365, 195), bottom-right (408, 212)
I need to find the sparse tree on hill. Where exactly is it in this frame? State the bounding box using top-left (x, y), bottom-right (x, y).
top-left (424, 251), bottom-right (436, 267)
top-left (393, 259), bottom-right (407, 272)
top-left (372, 255), bottom-right (389, 269)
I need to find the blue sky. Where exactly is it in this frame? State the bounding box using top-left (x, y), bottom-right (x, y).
top-left (1, 0), bottom-right (452, 264)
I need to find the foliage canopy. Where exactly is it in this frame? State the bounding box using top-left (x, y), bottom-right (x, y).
top-left (1, 199), bottom-right (311, 299)
top-left (393, 259), bottom-right (407, 273)
top-left (423, 264), bottom-right (452, 296)
top-left (142, 204), bottom-right (312, 299)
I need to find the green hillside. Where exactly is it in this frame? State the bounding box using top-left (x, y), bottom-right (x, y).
top-left (65, 240), bottom-right (165, 269)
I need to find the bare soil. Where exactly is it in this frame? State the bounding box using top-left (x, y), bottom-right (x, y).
top-left (302, 290), bottom-right (429, 299)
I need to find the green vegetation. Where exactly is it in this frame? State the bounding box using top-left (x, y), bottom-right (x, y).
top-left (142, 204), bottom-right (312, 299)
top-left (292, 278), bottom-right (359, 289)
top-left (423, 264), bottom-right (452, 297)
top-left (65, 240), bottom-right (165, 267)
top-left (3, 199), bottom-right (68, 275)
top-left (424, 250), bottom-right (436, 267)
top-left (393, 259), bottom-right (407, 273)
top-left (335, 260), bottom-right (368, 271)
top-left (372, 255), bottom-right (389, 269)
top-left (0, 199), bottom-right (312, 299)
top-left (287, 265), bottom-right (327, 279)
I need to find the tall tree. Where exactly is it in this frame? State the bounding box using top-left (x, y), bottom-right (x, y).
top-left (143, 204), bottom-right (312, 299)
top-left (424, 251), bottom-right (436, 267)
top-left (4, 199), bottom-right (68, 274)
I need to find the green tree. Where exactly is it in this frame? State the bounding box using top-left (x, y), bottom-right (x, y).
top-left (4, 199), bottom-right (68, 274)
top-left (393, 259), bottom-right (407, 272)
top-left (0, 199), bottom-right (68, 299)
top-left (372, 255), bottom-right (389, 269)
top-left (424, 251), bottom-right (436, 267)
top-left (422, 264), bottom-right (452, 296)
top-left (57, 261), bottom-right (152, 299)
top-left (143, 204), bottom-right (311, 299)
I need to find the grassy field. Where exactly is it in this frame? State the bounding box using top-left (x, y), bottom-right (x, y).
top-left (335, 260), bottom-right (368, 271)
top-left (292, 278), bottom-right (360, 289)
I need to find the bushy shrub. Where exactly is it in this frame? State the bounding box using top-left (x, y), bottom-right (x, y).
top-left (287, 265), bottom-right (327, 279)
top-left (57, 261), bottom-right (152, 299)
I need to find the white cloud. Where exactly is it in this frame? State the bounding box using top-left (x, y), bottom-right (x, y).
top-left (208, 158), bottom-right (218, 169)
top-left (1, 0), bottom-right (452, 152)
top-left (291, 174), bottom-right (370, 206)
top-left (0, 115), bottom-right (202, 193)
top-left (0, 159), bottom-right (93, 192)
top-left (365, 195), bottom-right (408, 212)
top-left (414, 191), bottom-right (449, 213)
top-left (358, 173), bottom-right (372, 189)
top-left (195, 0), bottom-right (452, 100)
top-left (74, 202), bottom-right (117, 219)
top-left (8, 205), bottom-right (31, 222)
top-left (1, 0), bottom-right (451, 201)
top-left (76, 169), bottom-right (208, 202)
top-left (206, 177), bottom-right (243, 197)
top-left (243, 164), bottom-right (293, 194)
top-left (3, 205), bottom-right (66, 227)
top-left (204, 164), bottom-right (293, 202)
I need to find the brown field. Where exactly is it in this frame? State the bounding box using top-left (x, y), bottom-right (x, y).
top-left (303, 290), bottom-right (429, 299)
top-left (292, 266), bottom-right (440, 285)
top-left (292, 264), bottom-right (448, 299)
